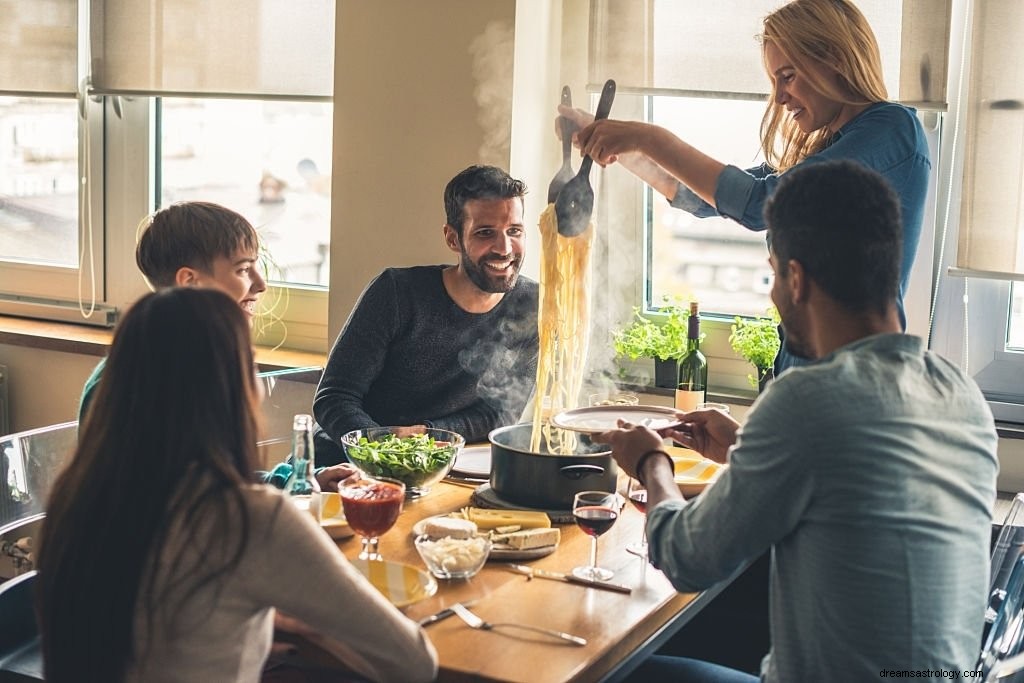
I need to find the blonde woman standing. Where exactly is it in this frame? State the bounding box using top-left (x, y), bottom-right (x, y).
top-left (569, 0), bottom-right (929, 373)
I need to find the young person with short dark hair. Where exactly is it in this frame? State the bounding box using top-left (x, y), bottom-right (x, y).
top-left (79, 201), bottom-right (354, 491)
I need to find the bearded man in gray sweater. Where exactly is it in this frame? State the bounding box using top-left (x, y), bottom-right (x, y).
top-left (313, 165), bottom-right (538, 463)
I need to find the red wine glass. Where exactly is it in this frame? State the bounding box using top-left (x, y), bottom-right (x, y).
top-left (572, 490), bottom-right (619, 581)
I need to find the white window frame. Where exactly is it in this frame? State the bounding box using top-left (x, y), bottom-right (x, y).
top-left (0, 95), bottom-right (105, 311)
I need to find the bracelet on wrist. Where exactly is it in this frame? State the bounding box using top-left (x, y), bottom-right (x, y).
top-left (635, 449), bottom-right (673, 486)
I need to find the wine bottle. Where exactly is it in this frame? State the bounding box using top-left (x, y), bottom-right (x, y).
top-left (288, 414), bottom-right (322, 522)
top-left (674, 301), bottom-right (708, 411)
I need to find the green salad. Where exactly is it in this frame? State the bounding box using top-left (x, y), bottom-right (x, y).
top-left (344, 433), bottom-right (457, 487)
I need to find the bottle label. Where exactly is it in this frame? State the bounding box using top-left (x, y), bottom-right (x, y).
top-left (675, 389), bottom-right (705, 412)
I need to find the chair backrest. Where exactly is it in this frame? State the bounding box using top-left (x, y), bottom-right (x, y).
top-left (256, 367), bottom-right (321, 468)
top-left (0, 570), bottom-right (37, 651)
top-left (0, 569), bottom-right (43, 681)
top-left (981, 554), bottom-right (1024, 677)
top-left (992, 495), bottom-right (1024, 598)
top-left (0, 422), bottom-right (78, 537)
top-left (987, 650), bottom-right (1024, 682)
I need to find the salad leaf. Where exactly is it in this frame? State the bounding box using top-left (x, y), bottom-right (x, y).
top-left (345, 433), bottom-right (457, 487)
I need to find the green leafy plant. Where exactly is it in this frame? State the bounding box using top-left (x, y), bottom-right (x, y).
top-left (613, 296), bottom-right (699, 361)
top-left (729, 307), bottom-right (781, 388)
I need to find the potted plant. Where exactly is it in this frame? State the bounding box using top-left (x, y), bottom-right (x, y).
top-left (613, 297), bottom-right (696, 388)
top-left (729, 307), bottom-right (781, 393)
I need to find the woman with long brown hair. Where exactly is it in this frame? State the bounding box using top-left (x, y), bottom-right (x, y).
top-left (567, 0), bottom-right (930, 374)
top-left (36, 288), bottom-right (436, 683)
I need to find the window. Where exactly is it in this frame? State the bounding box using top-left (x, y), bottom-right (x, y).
top-left (0, 97), bottom-right (79, 268)
top-left (929, 0), bottom-right (1024, 422)
top-left (647, 95), bottom-right (771, 318)
top-left (0, 1), bottom-right (333, 346)
top-left (159, 98), bottom-right (333, 288)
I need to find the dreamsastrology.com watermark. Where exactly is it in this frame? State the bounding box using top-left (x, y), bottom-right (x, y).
top-left (879, 669), bottom-right (983, 679)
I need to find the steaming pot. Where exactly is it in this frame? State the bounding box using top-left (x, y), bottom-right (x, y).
top-left (488, 423), bottom-right (618, 510)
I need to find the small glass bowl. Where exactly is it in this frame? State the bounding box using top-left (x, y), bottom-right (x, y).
top-left (414, 533), bottom-right (491, 580)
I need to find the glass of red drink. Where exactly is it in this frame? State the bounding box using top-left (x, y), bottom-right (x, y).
top-left (626, 478), bottom-right (648, 559)
top-left (339, 476), bottom-right (406, 561)
top-left (572, 490), bottom-right (620, 582)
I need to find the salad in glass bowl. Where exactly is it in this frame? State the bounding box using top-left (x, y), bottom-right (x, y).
top-left (340, 427), bottom-right (465, 498)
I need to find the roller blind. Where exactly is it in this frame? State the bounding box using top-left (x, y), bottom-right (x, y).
top-left (0, 0), bottom-right (79, 96)
top-left (90, 0), bottom-right (334, 99)
top-left (953, 0), bottom-right (1024, 281)
top-left (589, 0), bottom-right (950, 108)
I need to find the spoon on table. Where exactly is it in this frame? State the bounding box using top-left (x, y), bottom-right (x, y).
top-left (553, 79), bottom-right (616, 238)
top-left (547, 86), bottom-right (575, 205)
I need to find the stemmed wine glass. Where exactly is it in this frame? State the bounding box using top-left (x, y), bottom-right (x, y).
top-left (625, 477), bottom-right (648, 558)
top-left (338, 475), bottom-right (405, 561)
top-left (572, 490), bottom-right (620, 582)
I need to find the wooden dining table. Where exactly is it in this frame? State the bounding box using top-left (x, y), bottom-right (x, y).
top-left (329, 476), bottom-right (733, 683)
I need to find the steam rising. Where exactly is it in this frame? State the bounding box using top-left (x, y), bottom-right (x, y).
top-left (469, 21), bottom-right (514, 167)
top-left (466, 21), bottom-right (648, 423)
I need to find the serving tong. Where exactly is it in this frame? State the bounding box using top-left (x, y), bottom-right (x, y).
top-left (450, 602), bottom-right (587, 646)
top-left (547, 85), bottom-right (575, 204)
top-left (552, 79), bottom-right (616, 238)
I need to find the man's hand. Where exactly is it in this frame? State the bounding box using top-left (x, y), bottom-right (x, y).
top-left (556, 104), bottom-right (594, 144)
top-left (662, 408), bottom-right (741, 464)
top-left (392, 425), bottom-right (429, 438)
top-left (315, 463), bottom-right (357, 492)
top-left (592, 421), bottom-right (666, 480)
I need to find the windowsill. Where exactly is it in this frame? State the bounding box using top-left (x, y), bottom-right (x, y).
top-left (623, 382), bottom-right (758, 407)
top-left (0, 314), bottom-right (325, 371)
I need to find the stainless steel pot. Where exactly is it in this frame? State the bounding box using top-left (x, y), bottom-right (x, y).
top-left (488, 423), bottom-right (618, 510)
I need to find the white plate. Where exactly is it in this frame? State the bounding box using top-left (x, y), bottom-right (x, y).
top-left (452, 445), bottom-right (491, 478)
top-left (550, 405), bottom-right (681, 434)
top-left (412, 514), bottom-right (558, 561)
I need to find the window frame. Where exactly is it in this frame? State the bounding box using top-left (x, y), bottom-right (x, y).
top-left (100, 95), bottom-right (330, 352)
top-left (0, 94), bottom-right (105, 309)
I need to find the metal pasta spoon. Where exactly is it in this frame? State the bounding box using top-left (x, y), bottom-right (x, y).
top-left (553, 79), bottom-right (616, 238)
top-left (547, 85), bottom-right (575, 205)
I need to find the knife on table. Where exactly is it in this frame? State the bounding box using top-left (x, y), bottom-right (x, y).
top-left (506, 564), bottom-right (633, 594)
top-left (418, 598), bottom-right (481, 627)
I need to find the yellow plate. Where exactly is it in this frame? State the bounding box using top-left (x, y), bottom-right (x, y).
top-left (320, 492), bottom-right (355, 539)
top-left (668, 446), bottom-right (725, 497)
top-left (351, 559), bottom-right (438, 608)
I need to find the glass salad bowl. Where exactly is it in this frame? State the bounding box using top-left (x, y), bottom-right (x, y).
top-left (340, 427), bottom-right (465, 498)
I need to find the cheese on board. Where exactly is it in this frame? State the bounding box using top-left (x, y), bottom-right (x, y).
top-left (423, 516), bottom-right (478, 540)
top-left (493, 527), bottom-right (561, 550)
top-left (462, 508), bottom-right (551, 530)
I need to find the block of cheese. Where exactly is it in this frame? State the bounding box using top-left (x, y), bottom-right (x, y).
top-left (495, 527), bottom-right (560, 550)
top-left (423, 516), bottom-right (478, 540)
top-left (463, 508), bottom-right (551, 530)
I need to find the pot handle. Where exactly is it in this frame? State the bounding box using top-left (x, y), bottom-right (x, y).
top-left (559, 464), bottom-right (605, 480)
